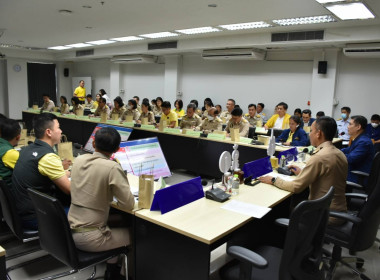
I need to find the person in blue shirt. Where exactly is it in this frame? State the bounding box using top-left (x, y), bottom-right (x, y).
top-left (276, 115), bottom-right (309, 146)
top-left (300, 109), bottom-right (316, 129)
top-left (366, 114), bottom-right (380, 152)
top-left (342, 115), bottom-right (375, 183)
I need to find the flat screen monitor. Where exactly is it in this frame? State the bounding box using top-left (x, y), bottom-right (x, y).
top-left (83, 124), bottom-right (133, 153)
top-left (114, 137), bottom-right (171, 179)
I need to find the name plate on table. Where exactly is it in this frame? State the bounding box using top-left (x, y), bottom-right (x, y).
top-left (163, 128), bottom-right (181, 134)
top-left (122, 122), bottom-right (135, 127)
top-left (141, 124), bottom-right (156, 130)
top-left (277, 147), bottom-right (298, 161)
top-left (255, 127), bottom-right (268, 134)
top-left (239, 137), bottom-right (253, 144)
top-left (208, 133), bottom-right (226, 141)
top-left (90, 117), bottom-right (101, 122)
top-left (150, 177), bottom-right (204, 214)
top-left (242, 156), bottom-right (273, 179)
top-left (185, 130), bottom-right (201, 137)
top-left (107, 120), bottom-right (121, 125)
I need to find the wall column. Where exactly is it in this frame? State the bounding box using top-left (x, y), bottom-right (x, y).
top-left (164, 55), bottom-right (182, 102)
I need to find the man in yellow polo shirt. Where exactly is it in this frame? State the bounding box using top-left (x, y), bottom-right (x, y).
top-left (0, 119), bottom-right (21, 188)
top-left (73, 80), bottom-right (86, 104)
top-left (160, 101), bottom-right (178, 128)
top-left (12, 113), bottom-right (71, 230)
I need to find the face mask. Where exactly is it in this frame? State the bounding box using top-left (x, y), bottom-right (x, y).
top-left (128, 105), bottom-right (133, 110)
top-left (371, 123), bottom-right (379, 128)
top-left (207, 115), bottom-right (214, 121)
top-left (341, 113), bottom-right (347, 119)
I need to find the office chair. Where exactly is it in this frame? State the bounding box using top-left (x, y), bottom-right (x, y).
top-left (248, 127), bottom-right (255, 139)
top-left (324, 172), bottom-right (380, 280)
top-left (27, 188), bottom-right (129, 280)
top-left (0, 180), bottom-right (44, 278)
top-left (219, 187), bottom-right (334, 280)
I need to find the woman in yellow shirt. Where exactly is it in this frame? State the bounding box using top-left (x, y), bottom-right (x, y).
top-left (93, 93), bottom-right (101, 109)
top-left (173, 99), bottom-right (185, 118)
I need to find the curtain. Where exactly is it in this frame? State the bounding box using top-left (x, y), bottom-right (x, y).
top-left (27, 63), bottom-right (56, 107)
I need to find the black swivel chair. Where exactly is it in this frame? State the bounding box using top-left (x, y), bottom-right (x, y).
top-left (248, 127), bottom-right (256, 139)
top-left (27, 188), bottom-right (129, 280)
top-left (324, 171), bottom-right (380, 280)
top-left (220, 187), bottom-right (334, 280)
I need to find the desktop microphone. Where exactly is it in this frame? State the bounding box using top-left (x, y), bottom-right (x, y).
top-left (201, 179), bottom-right (208, 186)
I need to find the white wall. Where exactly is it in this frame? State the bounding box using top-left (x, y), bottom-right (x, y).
top-left (120, 63), bottom-right (165, 102)
top-left (56, 61), bottom-right (73, 102)
top-left (181, 54), bottom-right (313, 115)
top-left (334, 55), bottom-right (380, 120)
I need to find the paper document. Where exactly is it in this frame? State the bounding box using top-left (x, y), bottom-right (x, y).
top-left (221, 200), bottom-right (271, 219)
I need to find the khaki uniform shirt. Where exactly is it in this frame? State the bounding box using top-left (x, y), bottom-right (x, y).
top-left (60, 104), bottom-right (70, 114)
top-left (274, 141), bottom-right (348, 224)
top-left (136, 103), bottom-right (142, 113)
top-left (245, 114), bottom-right (262, 128)
top-left (73, 104), bottom-right (84, 115)
top-left (195, 108), bottom-right (202, 117)
top-left (42, 100), bottom-right (55, 112)
top-left (220, 111), bottom-right (232, 122)
top-left (138, 111), bottom-right (156, 124)
top-left (121, 109), bottom-right (141, 121)
top-left (197, 117), bottom-right (223, 132)
top-left (180, 114), bottom-right (202, 129)
top-left (153, 106), bottom-right (162, 116)
top-left (225, 118), bottom-right (250, 137)
top-left (94, 105), bottom-right (110, 116)
top-left (85, 100), bottom-right (96, 109)
top-left (110, 106), bottom-right (127, 118)
top-left (68, 152), bottom-right (135, 229)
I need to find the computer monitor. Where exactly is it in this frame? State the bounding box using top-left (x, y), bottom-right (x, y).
top-left (114, 137), bottom-right (171, 179)
top-left (83, 124), bottom-right (133, 153)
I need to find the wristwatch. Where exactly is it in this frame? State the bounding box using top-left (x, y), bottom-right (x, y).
top-left (271, 177), bottom-right (277, 185)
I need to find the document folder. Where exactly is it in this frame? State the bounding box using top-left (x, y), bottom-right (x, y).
top-left (150, 176), bottom-right (204, 214)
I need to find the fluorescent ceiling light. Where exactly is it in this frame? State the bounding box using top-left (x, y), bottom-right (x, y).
top-left (85, 40), bottom-right (116, 45)
top-left (273, 15), bottom-right (336, 26)
top-left (110, 36), bottom-right (145, 42)
top-left (326, 2), bottom-right (375, 20)
top-left (65, 43), bottom-right (93, 48)
top-left (48, 46), bottom-right (73, 50)
top-left (315, 0), bottom-right (345, 3)
top-left (140, 32), bottom-right (179, 39)
top-left (219, 21), bottom-right (272, 30)
top-left (176, 27), bottom-right (220, 35)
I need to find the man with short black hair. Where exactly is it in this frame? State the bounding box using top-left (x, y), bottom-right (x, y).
top-left (260, 117), bottom-right (348, 225)
top-left (225, 107), bottom-right (249, 137)
top-left (220, 99), bottom-right (236, 122)
top-left (301, 109), bottom-right (315, 128)
top-left (245, 104), bottom-right (262, 128)
top-left (41, 94), bottom-right (55, 112)
top-left (265, 102), bottom-right (291, 129)
top-left (94, 97), bottom-right (110, 116)
top-left (256, 103), bottom-right (267, 123)
top-left (69, 127), bottom-right (134, 280)
top-left (180, 103), bottom-right (202, 129)
top-left (12, 113), bottom-right (71, 230)
top-left (85, 94), bottom-right (96, 109)
top-left (73, 80), bottom-right (86, 104)
top-left (366, 114), bottom-right (380, 152)
top-left (160, 101), bottom-right (178, 128)
top-left (0, 119), bottom-right (21, 187)
top-left (133, 95), bottom-right (142, 113)
top-left (342, 115), bottom-right (375, 183)
top-left (337, 106), bottom-right (351, 142)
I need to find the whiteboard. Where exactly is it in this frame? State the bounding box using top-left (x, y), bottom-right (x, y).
top-left (72, 77), bottom-right (92, 97)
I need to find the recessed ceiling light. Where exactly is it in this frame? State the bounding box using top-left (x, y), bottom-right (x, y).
top-left (176, 27), bottom-right (220, 35)
top-left (273, 15), bottom-right (336, 26)
top-left (85, 40), bottom-right (116, 45)
top-left (140, 32), bottom-right (179, 39)
top-left (208, 4), bottom-right (217, 8)
top-left (219, 21), bottom-right (272, 30)
top-left (110, 36), bottom-right (145, 42)
top-left (59, 9), bottom-right (73, 15)
top-left (65, 43), bottom-right (93, 48)
top-left (82, 5), bottom-right (92, 8)
top-left (48, 46), bottom-right (73, 50)
top-left (85, 27), bottom-right (93, 29)
top-left (325, 2), bottom-right (375, 20)
top-left (315, 0), bottom-right (345, 3)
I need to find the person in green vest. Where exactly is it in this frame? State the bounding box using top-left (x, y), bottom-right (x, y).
top-left (0, 119), bottom-right (21, 187)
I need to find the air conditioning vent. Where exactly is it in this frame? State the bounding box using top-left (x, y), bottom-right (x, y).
top-left (76, 49), bottom-right (94, 57)
top-left (271, 30), bottom-right (324, 42)
top-left (148, 41), bottom-right (177, 50)
top-left (111, 55), bottom-right (157, 64)
top-left (202, 48), bottom-right (266, 60)
top-left (343, 43), bottom-right (380, 58)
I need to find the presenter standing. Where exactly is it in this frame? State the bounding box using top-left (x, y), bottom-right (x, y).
top-left (73, 80), bottom-right (86, 104)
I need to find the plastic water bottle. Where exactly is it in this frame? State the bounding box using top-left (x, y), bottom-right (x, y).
top-left (231, 174), bottom-right (240, 195)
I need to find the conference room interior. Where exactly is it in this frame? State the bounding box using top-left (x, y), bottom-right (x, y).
top-left (1, 0), bottom-right (380, 279)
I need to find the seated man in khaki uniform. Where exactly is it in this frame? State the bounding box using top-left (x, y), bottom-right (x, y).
top-left (180, 103), bottom-right (202, 129)
top-left (225, 107), bottom-right (250, 137)
top-left (69, 127), bottom-right (135, 280)
top-left (41, 94), bottom-right (55, 112)
top-left (94, 97), bottom-right (110, 117)
top-left (220, 99), bottom-right (235, 122)
top-left (197, 107), bottom-right (223, 133)
top-left (245, 103), bottom-right (262, 128)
